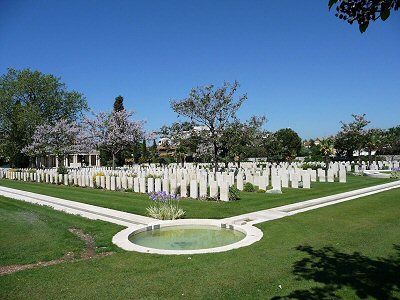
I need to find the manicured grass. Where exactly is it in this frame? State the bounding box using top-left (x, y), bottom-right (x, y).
top-left (0, 197), bottom-right (123, 266)
top-left (0, 188), bottom-right (399, 299)
top-left (0, 176), bottom-right (395, 219)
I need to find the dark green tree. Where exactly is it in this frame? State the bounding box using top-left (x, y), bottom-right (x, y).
top-left (220, 116), bottom-right (267, 166)
top-left (140, 138), bottom-right (149, 163)
top-left (329, 0), bottom-right (399, 33)
top-left (132, 141), bottom-right (141, 163)
top-left (113, 95), bottom-right (125, 112)
top-left (263, 132), bottom-right (284, 162)
top-left (364, 128), bottom-right (384, 164)
top-left (381, 125), bottom-right (400, 160)
top-left (0, 68), bottom-right (88, 167)
top-left (274, 128), bottom-right (302, 161)
top-left (335, 114), bottom-right (370, 162)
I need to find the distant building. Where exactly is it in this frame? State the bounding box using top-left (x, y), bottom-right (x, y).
top-left (35, 150), bottom-right (100, 168)
top-left (157, 138), bottom-right (176, 158)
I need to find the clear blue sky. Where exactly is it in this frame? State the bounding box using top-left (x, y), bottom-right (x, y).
top-left (1, 0), bottom-right (399, 139)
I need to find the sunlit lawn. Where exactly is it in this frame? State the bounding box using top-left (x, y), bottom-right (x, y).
top-left (0, 175), bottom-right (394, 219)
top-left (1, 187), bottom-right (399, 299)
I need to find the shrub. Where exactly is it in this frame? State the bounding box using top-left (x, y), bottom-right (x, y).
top-left (146, 192), bottom-right (185, 220)
top-left (243, 182), bottom-right (256, 192)
top-left (257, 189), bottom-right (266, 193)
top-left (57, 166), bottom-right (68, 175)
top-left (229, 185), bottom-right (240, 201)
top-left (92, 172), bottom-right (105, 185)
top-left (301, 162), bottom-right (324, 170)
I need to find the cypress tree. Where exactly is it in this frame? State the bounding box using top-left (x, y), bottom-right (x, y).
top-left (113, 95), bottom-right (125, 112)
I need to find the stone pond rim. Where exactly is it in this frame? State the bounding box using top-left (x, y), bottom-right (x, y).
top-left (112, 219), bottom-right (264, 255)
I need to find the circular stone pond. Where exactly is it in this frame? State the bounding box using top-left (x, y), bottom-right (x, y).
top-left (112, 219), bottom-right (263, 255)
top-left (130, 225), bottom-right (246, 250)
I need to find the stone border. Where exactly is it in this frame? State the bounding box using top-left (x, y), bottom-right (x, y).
top-left (112, 219), bottom-right (263, 255)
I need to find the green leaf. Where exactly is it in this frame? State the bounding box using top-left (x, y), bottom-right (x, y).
top-left (381, 8), bottom-right (390, 21)
top-left (328, 0), bottom-right (338, 10)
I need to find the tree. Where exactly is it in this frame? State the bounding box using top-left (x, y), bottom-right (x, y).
top-left (113, 95), bottom-right (125, 112)
top-left (364, 128), bottom-right (384, 164)
top-left (132, 141), bottom-right (141, 163)
top-left (274, 128), bottom-right (302, 161)
top-left (336, 114), bottom-right (370, 162)
top-left (318, 137), bottom-right (337, 170)
top-left (158, 122), bottom-right (199, 166)
top-left (140, 138), bottom-right (149, 163)
top-left (263, 132), bottom-right (284, 162)
top-left (22, 119), bottom-right (89, 168)
top-left (170, 81), bottom-right (247, 171)
top-left (0, 68), bottom-right (88, 167)
top-left (381, 125), bottom-right (400, 160)
top-left (220, 116), bottom-right (267, 166)
top-left (149, 139), bottom-right (158, 162)
top-left (329, 0), bottom-right (399, 33)
top-left (87, 109), bottom-right (144, 169)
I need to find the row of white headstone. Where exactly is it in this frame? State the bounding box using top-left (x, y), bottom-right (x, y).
top-left (0, 165), bottom-right (348, 201)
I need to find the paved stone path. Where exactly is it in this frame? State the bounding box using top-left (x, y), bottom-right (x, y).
top-left (1, 180), bottom-right (399, 228)
top-left (222, 180), bottom-right (400, 225)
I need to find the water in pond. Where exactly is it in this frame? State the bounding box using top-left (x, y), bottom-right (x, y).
top-left (129, 225), bottom-right (245, 250)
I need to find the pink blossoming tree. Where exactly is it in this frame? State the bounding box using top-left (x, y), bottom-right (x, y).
top-left (22, 119), bottom-right (90, 168)
top-left (86, 109), bottom-right (145, 169)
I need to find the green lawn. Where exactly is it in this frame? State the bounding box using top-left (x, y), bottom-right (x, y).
top-left (0, 188), bottom-right (399, 299)
top-left (0, 175), bottom-right (394, 219)
top-left (0, 197), bottom-right (123, 266)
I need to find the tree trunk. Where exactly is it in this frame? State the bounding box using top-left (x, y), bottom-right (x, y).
top-left (112, 153), bottom-right (116, 170)
top-left (181, 155), bottom-right (184, 167)
top-left (57, 155), bottom-right (64, 170)
top-left (325, 155), bottom-right (329, 171)
top-left (368, 149), bottom-right (372, 166)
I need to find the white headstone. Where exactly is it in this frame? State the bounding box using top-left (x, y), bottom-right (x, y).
top-left (110, 176), bottom-right (116, 191)
top-left (162, 178), bottom-right (169, 193)
top-left (339, 169), bottom-right (347, 183)
top-left (190, 180), bottom-right (198, 199)
top-left (127, 176), bottom-right (133, 189)
top-left (327, 169), bottom-right (334, 182)
top-left (139, 177), bottom-right (146, 193)
top-left (219, 182), bottom-right (229, 201)
top-left (236, 174), bottom-right (244, 191)
top-left (147, 178), bottom-right (154, 193)
top-left (291, 174), bottom-right (299, 188)
top-left (154, 178), bottom-right (161, 193)
top-left (106, 176), bottom-right (111, 190)
top-left (180, 179), bottom-right (187, 197)
top-left (281, 173), bottom-right (289, 188)
top-left (302, 172), bottom-right (311, 189)
top-left (209, 180), bottom-right (218, 198)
